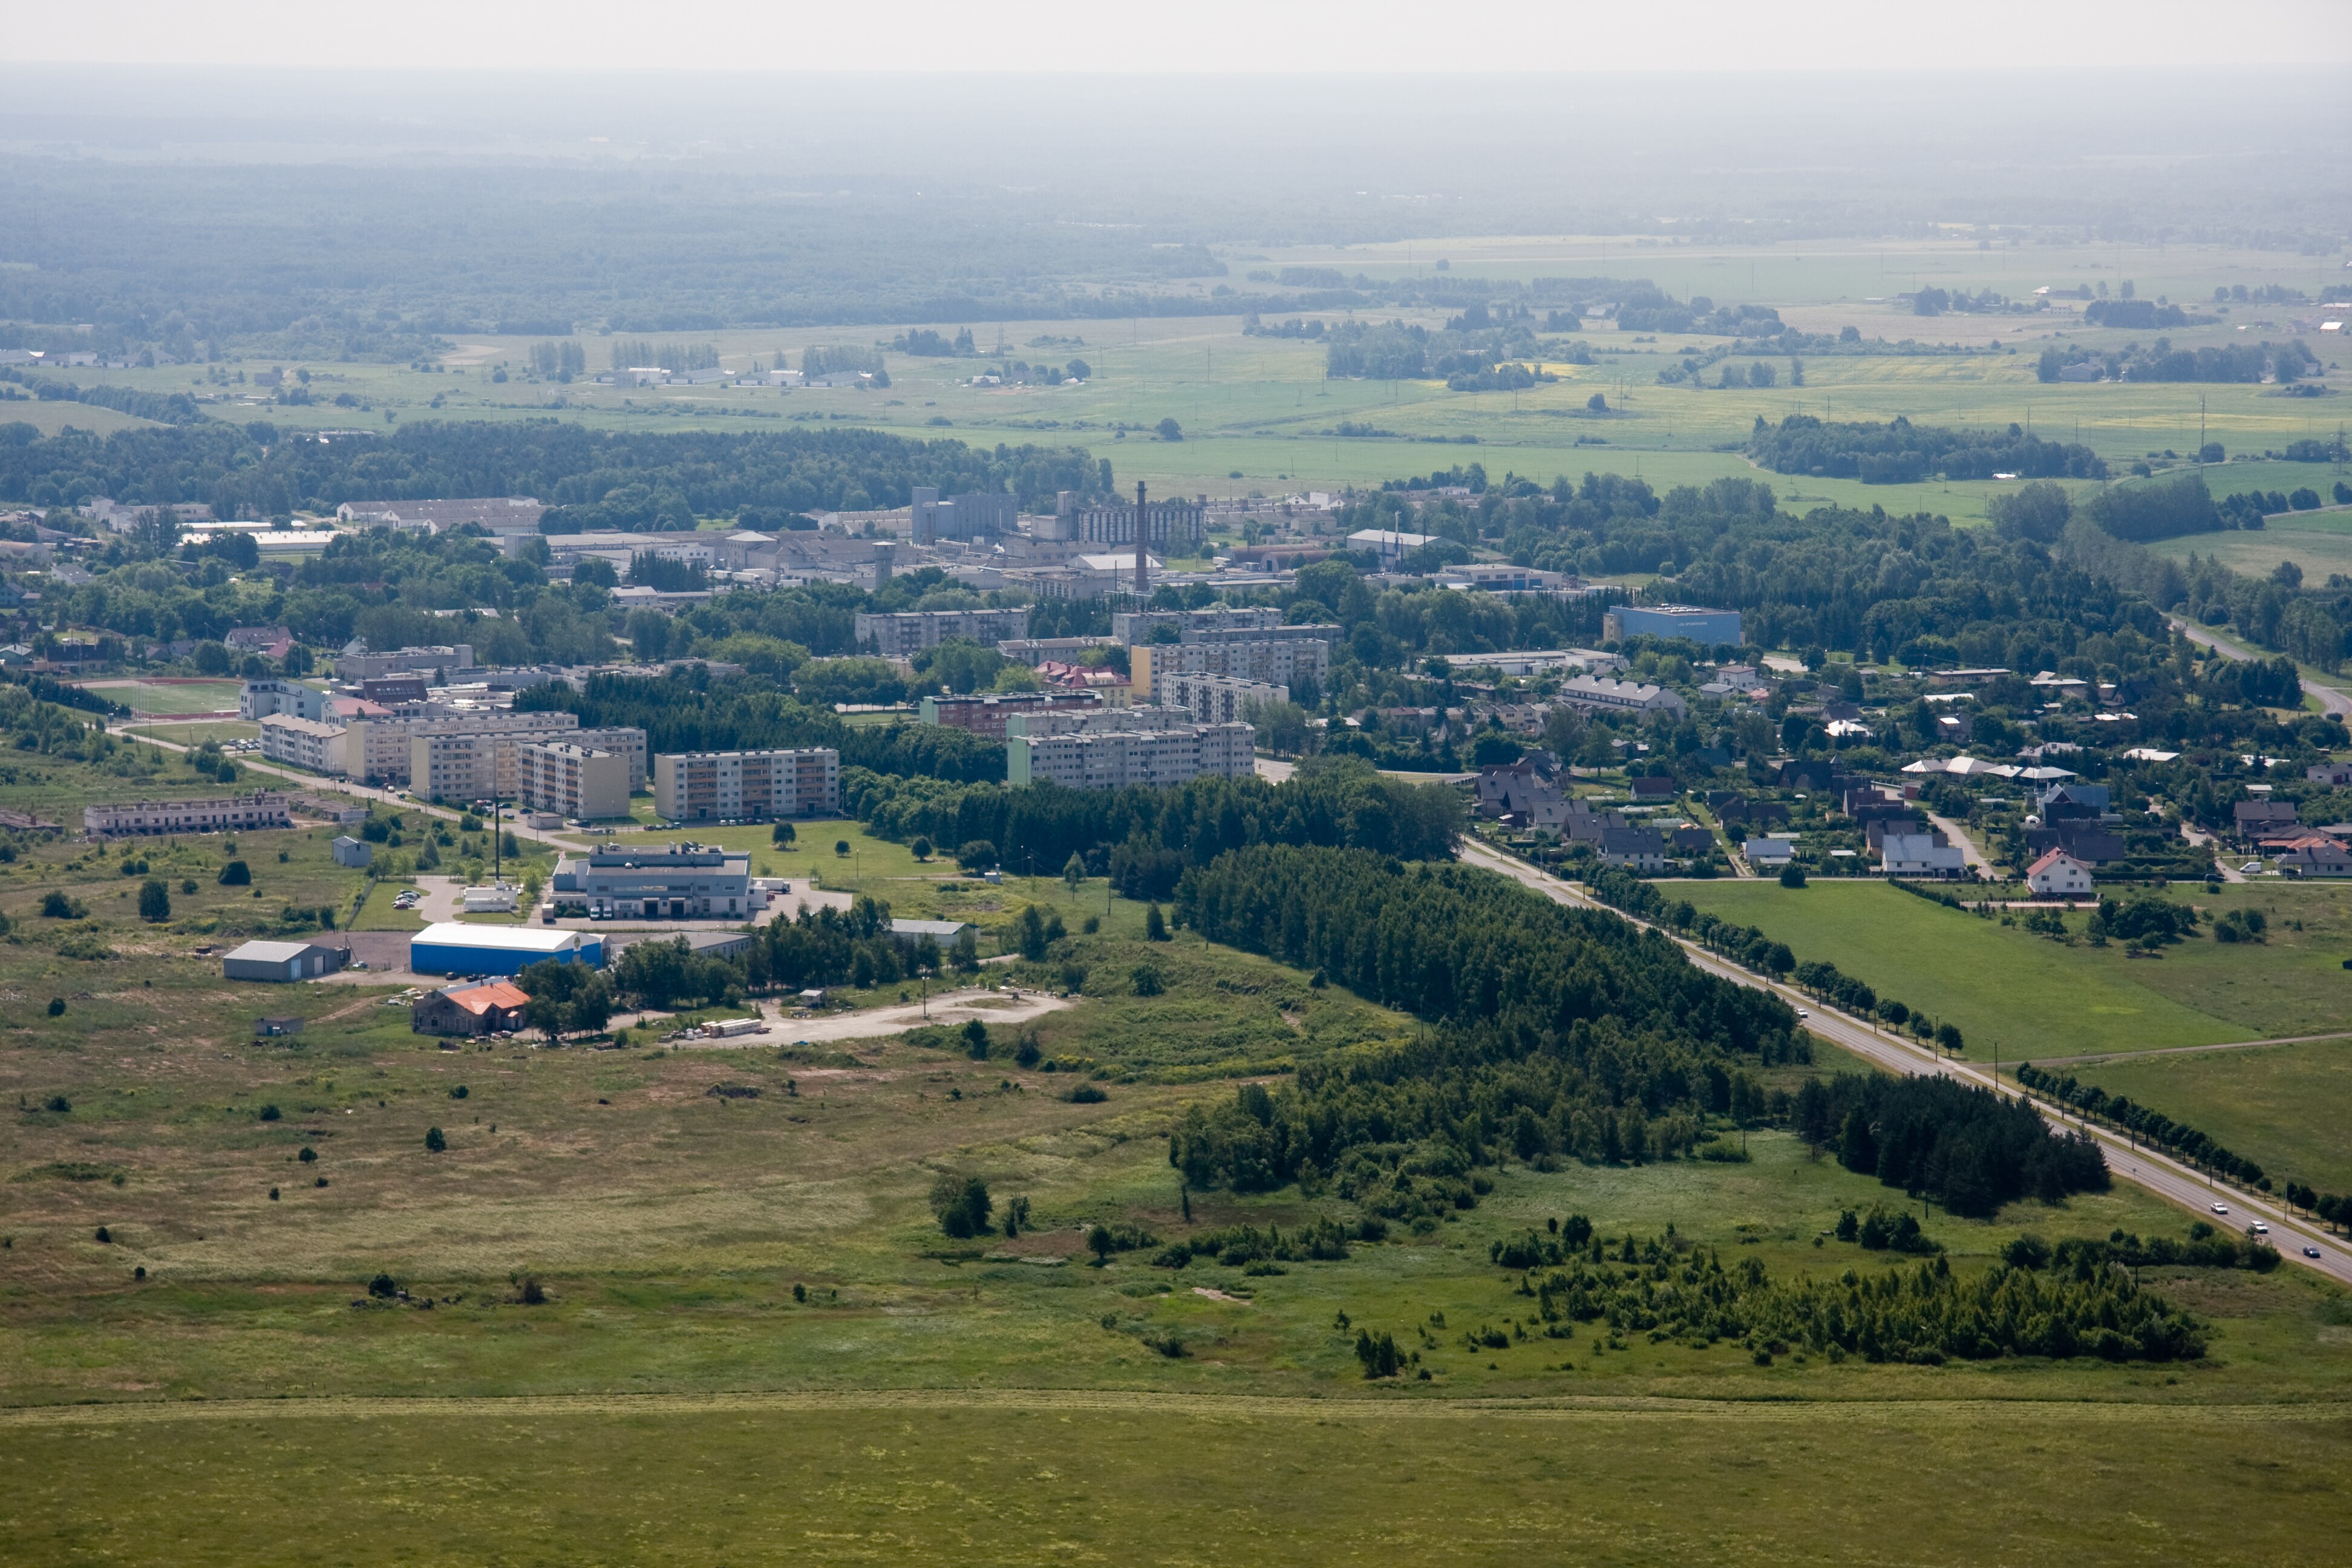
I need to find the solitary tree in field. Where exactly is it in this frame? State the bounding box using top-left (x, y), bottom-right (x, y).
top-left (771, 822), bottom-right (796, 847)
top-left (425, 1126), bottom-right (447, 1153)
top-left (138, 880), bottom-right (170, 922)
top-left (910, 836), bottom-right (933, 863)
top-left (1063, 852), bottom-right (1086, 891)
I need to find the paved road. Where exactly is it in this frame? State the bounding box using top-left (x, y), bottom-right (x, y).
top-left (2171, 615), bottom-right (2352, 720)
top-left (1456, 836), bottom-right (2352, 1286)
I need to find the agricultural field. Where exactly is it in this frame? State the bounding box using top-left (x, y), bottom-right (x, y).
top-left (2153, 505), bottom-right (2352, 585)
top-left (1676, 879), bottom-right (2352, 1060)
top-left (39, 237), bottom-right (2345, 529)
top-left (2042, 1039), bottom-right (2352, 1200)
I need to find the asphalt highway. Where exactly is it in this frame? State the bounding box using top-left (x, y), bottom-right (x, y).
top-left (1457, 837), bottom-right (2352, 1287)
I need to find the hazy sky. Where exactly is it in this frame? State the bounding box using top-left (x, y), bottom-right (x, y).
top-left (10, 0), bottom-right (2348, 73)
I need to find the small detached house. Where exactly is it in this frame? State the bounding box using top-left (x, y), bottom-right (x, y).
top-left (411, 980), bottom-right (532, 1037)
top-left (1745, 837), bottom-right (1795, 869)
top-left (1880, 832), bottom-right (1967, 880)
top-left (2025, 849), bottom-right (2097, 898)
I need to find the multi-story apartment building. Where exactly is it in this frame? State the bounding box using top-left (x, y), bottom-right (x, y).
top-left (258, 714), bottom-right (344, 773)
top-left (1154, 670), bottom-right (1289, 725)
top-left (409, 723), bottom-right (645, 803)
top-left (85, 792), bottom-right (292, 837)
top-left (653, 748), bottom-right (840, 823)
top-left (239, 678), bottom-right (328, 722)
top-left (517, 740), bottom-right (635, 821)
top-left (853, 608), bottom-right (1030, 659)
top-left (916, 690), bottom-right (1102, 740)
top-left (1112, 606), bottom-right (1284, 644)
top-left (1005, 707), bottom-right (1254, 790)
top-left (1129, 633), bottom-right (1332, 696)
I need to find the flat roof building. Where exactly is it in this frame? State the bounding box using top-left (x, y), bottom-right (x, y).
top-left (1603, 604), bottom-right (1744, 648)
top-left (87, 792), bottom-right (292, 837)
top-left (1007, 707), bottom-right (1255, 790)
top-left (854, 608), bottom-right (1031, 659)
top-left (654, 748), bottom-right (839, 823)
top-left (548, 843), bottom-right (757, 921)
top-left (1154, 669), bottom-right (1288, 725)
top-left (518, 740), bottom-right (634, 822)
top-left (240, 678), bottom-right (328, 722)
top-left (259, 714), bottom-right (345, 774)
top-left (223, 938), bottom-right (345, 982)
top-left (918, 690), bottom-right (1102, 740)
top-left (409, 923), bottom-right (602, 976)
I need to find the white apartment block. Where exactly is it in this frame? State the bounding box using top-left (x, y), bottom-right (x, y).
top-left (240, 679), bottom-right (328, 722)
top-left (341, 711), bottom-right (603, 785)
top-left (1154, 669), bottom-right (1289, 725)
top-left (1006, 707), bottom-right (1254, 790)
top-left (518, 740), bottom-right (634, 821)
top-left (85, 792), bottom-right (292, 837)
top-left (654, 748), bottom-right (840, 822)
top-left (410, 723), bottom-right (645, 803)
top-left (854, 608), bottom-right (1030, 658)
top-left (258, 714), bottom-right (344, 773)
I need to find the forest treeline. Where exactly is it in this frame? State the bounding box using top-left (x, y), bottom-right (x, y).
top-left (0, 419), bottom-right (1111, 521)
top-left (847, 763), bottom-right (1462, 897)
top-left (1745, 413), bottom-right (2107, 484)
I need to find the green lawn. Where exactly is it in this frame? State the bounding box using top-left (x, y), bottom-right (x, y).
top-left (2049, 1039), bottom-right (2352, 1198)
top-left (1671, 880), bottom-right (2351, 1060)
top-left (76, 679), bottom-right (248, 716)
top-left (7, 1390), bottom-right (2348, 1567)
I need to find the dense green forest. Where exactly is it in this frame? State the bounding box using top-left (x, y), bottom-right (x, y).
top-left (844, 763), bottom-right (1463, 897)
top-left (1745, 413), bottom-right (2107, 483)
top-left (0, 420), bottom-right (1110, 521)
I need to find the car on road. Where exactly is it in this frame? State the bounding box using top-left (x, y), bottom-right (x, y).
top-left (2250, 1221), bottom-right (2269, 1235)
top-left (1796, 1008), bottom-right (1811, 1019)
top-left (2305, 1246), bottom-right (2324, 1259)
top-left (2211, 1203), bottom-right (2230, 1215)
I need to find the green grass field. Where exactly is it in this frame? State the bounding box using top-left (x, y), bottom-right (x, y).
top-left (76, 679), bottom-right (247, 716)
top-left (5, 1391), bottom-right (2346, 1567)
top-left (2043, 1039), bottom-right (2352, 1197)
top-left (8, 743), bottom-right (2352, 1558)
top-left (1676, 880), bottom-right (2352, 1060)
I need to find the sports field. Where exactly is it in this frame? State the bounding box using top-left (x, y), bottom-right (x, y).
top-left (79, 679), bottom-right (247, 716)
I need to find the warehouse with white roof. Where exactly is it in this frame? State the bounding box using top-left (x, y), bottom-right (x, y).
top-left (408, 922), bottom-right (604, 977)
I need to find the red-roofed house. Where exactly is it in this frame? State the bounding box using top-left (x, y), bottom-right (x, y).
top-left (2025, 849), bottom-right (2096, 898)
top-left (410, 979), bottom-right (532, 1037)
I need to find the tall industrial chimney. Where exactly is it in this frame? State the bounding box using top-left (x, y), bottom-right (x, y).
top-left (1134, 480), bottom-right (1149, 597)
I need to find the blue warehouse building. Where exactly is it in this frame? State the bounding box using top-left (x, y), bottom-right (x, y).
top-left (409, 922), bottom-right (603, 977)
top-left (1603, 604), bottom-right (1743, 647)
